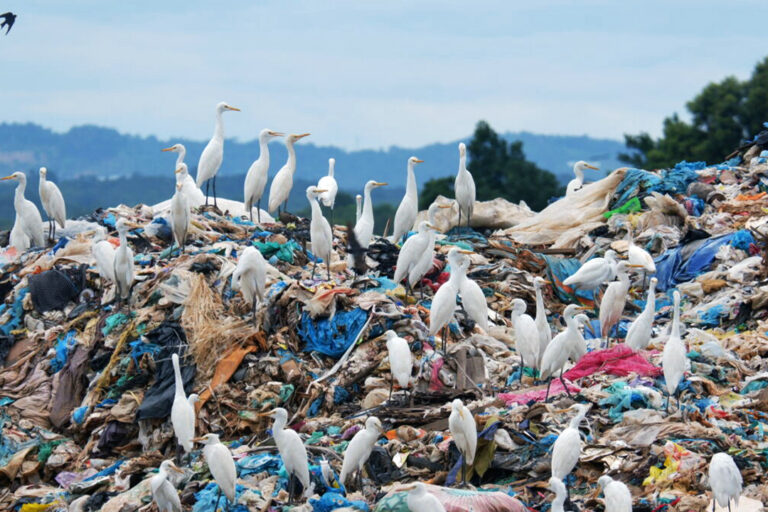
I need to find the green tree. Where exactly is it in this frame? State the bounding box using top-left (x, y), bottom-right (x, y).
top-left (620, 56), bottom-right (768, 169)
top-left (420, 121), bottom-right (562, 211)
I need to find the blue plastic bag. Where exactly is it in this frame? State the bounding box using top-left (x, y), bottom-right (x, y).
top-left (299, 308), bottom-right (368, 359)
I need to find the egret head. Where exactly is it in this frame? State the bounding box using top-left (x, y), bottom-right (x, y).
top-left (574, 313), bottom-right (590, 326)
top-left (217, 101), bottom-right (241, 112)
top-left (450, 398), bottom-right (466, 417)
top-left (533, 276), bottom-right (551, 289)
top-left (574, 161), bottom-right (599, 173)
top-left (673, 290), bottom-right (680, 308)
top-left (264, 407), bottom-right (289, 424)
top-left (161, 143), bottom-right (184, 153)
top-left (364, 180), bottom-right (387, 192)
top-left (39, 167), bottom-right (47, 178)
top-left (408, 156), bottom-right (424, 166)
top-left (355, 194), bottom-right (362, 204)
top-left (1, 171), bottom-right (26, 184)
top-left (384, 329), bottom-right (398, 340)
top-left (400, 482), bottom-right (427, 494)
top-left (511, 298), bottom-right (527, 315)
top-left (427, 201), bottom-right (451, 226)
top-left (160, 459), bottom-right (184, 474)
top-left (188, 393), bottom-right (200, 405)
top-left (562, 304), bottom-right (583, 320)
top-left (192, 433), bottom-right (220, 445)
top-left (604, 250), bottom-right (617, 262)
top-left (116, 218), bottom-right (129, 234)
top-left (328, 157), bottom-right (335, 171)
top-left (459, 142), bottom-right (466, 158)
top-left (175, 163), bottom-right (188, 176)
top-left (260, 128), bottom-right (284, 141)
top-left (597, 475), bottom-right (612, 490)
top-left (365, 416), bottom-right (383, 433)
top-left (649, 277), bottom-right (658, 286)
top-left (287, 133), bottom-right (310, 144)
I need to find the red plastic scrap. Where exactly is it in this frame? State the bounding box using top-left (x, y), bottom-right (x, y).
top-left (563, 344), bottom-right (662, 380)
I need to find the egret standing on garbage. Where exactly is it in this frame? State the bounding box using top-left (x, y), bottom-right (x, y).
top-left (599, 261), bottom-right (641, 346)
top-left (38, 167), bottom-right (66, 242)
top-left (566, 161), bottom-right (599, 196)
top-left (510, 298), bottom-right (540, 380)
top-left (339, 416), bottom-right (383, 489)
top-left (534, 277), bottom-right (553, 361)
top-left (391, 156), bottom-right (423, 243)
top-left (306, 186), bottom-right (333, 281)
top-left (456, 252), bottom-right (489, 333)
top-left (151, 460), bottom-right (184, 512)
top-left (626, 277), bottom-right (657, 351)
top-left (385, 330), bottom-right (412, 401)
top-left (597, 475), bottom-right (633, 512)
top-left (268, 133), bottom-right (310, 215)
top-left (317, 158), bottom-right (339, 222)
top-left (171, 353), bottom-right (196, 462)
top-left (349, 180), bottom-right (387, 271)
top-left (261, 408), bottom-right (313, 504)
top-left (163, 143), bottom-right (205, 206)
top-left (9, 215), bottom-right (30, 252)
top-left (170, 166), bottom-right (190, 254)
top-left (429, 248), bottom-right (469, 352)
top-left (193, 433), bottom-right (237, 510)
top-left (709, 452), bottom-right (742, 512)
top-left (551, 403), bottom-right (591, 481)
top-left (626, 228), bottom-right (656, 287)
top-left (662, 290), bottom-right (687, 413)
top-left (408, 203), bottom-right (450, 296)
top-left (540, 304), bottom-right (587, 400)
top-left (1, 172), bottom-right (44, 248)
top-left (548, 477), bottom-right (568, 512)
top-left (355, 194), bottom-right (362, 223)
top-left (454, 142), bottom-right (475, 228)
top-left (393, 221), bottom-right (434, 298)
top-left (449, 398), bottom-right (477, 487)
top-left (403, 482), bottom-right (446, 512)
top-left (244, 129), bottom-right (283, 223)
top-left (92, 227), bottom-right (115, 287)
top-left (232, 246), bottom-right (267, 318)
top-left (113, 218), bottom-right (135, 303)
top-left (196, 102), bottom-right (240, 208)
top-left (563, 250), bottom-right (617, 293)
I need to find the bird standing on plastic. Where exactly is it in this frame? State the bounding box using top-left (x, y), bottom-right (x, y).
top-left (393, 221), bottom-right (434, 299)
top-left (193, 433), bottom-right (237, 511)
top-left (171, 353), bottom-right (196, 463)
top-left (391, 156), bottom-right (423, 243)
top-left (403, 482), bottom-right (446, 512)
top-left (151, 460), bottom-right (184, 512)
top-left (534, 277), bottom-right (553, 361)
top-left (1, 172), bottom-right (44, 248)
top-left (232, 246), bottom-right (267, 319)
top-left (355, 194), bottom-right (362, 223)
top-left (113, 219), bottom-right (135, 303)
top-left (454, 143), bottom-right (476, 229)
top-left (38, 167), bottom-right (66, 243)
top-left (317, 158), bottom-right (339, 224)
top-left (162, 143), bottom-right (205, 207)
top-left (339, 416), bottom-right (383, 490)
top-left (385, 330), bottom-right (412, 402)
top-left (196, 102), bottom-right (240, 208)
top-left (9, 215), bottom-right (30, 253)
top-left (261, 408), bottom-right (313, 504)
top-left (709, 452), bottom-right (742, 512)
top-left (540, 304), bottom-right (587, 400)
top-left (625, 277), bottom-right (657, 351)
top-left (510, 298), bottom-right (540, 381)
top-left (306, 186), bottom-right (333, 281)
top-left (551, 403), bottom-right (591, 482)
top-left (244, 129), bottom-right (283, 223)
top-left (455, 252), bottom-right (489, 333)
top-left (449, 398), bottom-right (477, 487)
top-left (170, 166), bottom-right (190, 254)
top-left (91, 227), bottom-right (115, 286)
top-left (597, 475), bottom-right (633, 512)
top-left (0, 12), bottom-right (16, 34)
top-left (662, 290), bottom-right (686, 413)
top-left (268, 133), bottom-right (310, 215)
top-left (566, 161), bottom-right (599, 196)
top-left (564, 250), bottom-right (617, 292)
top-left (429, 248), bottom-right (470, 353)
top-left (599, 261), bottom-right (641, 346)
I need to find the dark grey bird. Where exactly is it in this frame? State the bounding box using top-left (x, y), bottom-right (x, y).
top-left (0, 12), bottom-right (16, 34)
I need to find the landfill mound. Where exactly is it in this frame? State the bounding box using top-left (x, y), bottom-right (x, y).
top-left (1, 153), bottom-right (768, 512)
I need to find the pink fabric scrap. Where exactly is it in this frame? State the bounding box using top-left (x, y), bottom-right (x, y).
top-left (498, 379), bottom-right (581, 405)
top-left (563, 344), bottom-right (661, 380)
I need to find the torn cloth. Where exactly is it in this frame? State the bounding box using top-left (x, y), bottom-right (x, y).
top-left (498, 380), bottom-right (581, 405)
top-left (563, 345), bottom-right (661, 380)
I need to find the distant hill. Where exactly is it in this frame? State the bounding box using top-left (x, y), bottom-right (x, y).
top-left (0, 122), bottom-right (626, 228)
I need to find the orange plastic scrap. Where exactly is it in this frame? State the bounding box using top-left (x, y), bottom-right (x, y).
top-left (196, 345), bottom-right (259, 411)
top-left (735, 192), bottom-right (767, 201)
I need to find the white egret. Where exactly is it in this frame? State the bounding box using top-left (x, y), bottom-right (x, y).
top-left (385, 330), bottom-right (412, 401)
top-left (113, 219), bottom-right (135, 303)
top-left (196, 101), bottom-right (240, 208)
top-left (171, 353), bottom-right (195, 461)
top-left (306, 186), bottom-right (333, 281)
top-left (403, 482), bottom-right (446, 512)
top-left (268, 133), bottom-right (310, 215)
top-left (170, 166), bottom-right (190, 254)
top-left (563, 250), bottom-right (617, 292)
top-left (548, 477), bottom-right (568, 512)
top-left (232, 246), bottom-right (267, 318)
top-left (540, 304), bottom-right (587, 400)
top-left (454, 142), bottom-right (475, 229)
top-left (571, 313), bottom-right (590, 362)
top-left (510, 298), bottom-right (540, 381)
top-left (599, 261), bottom-right (641, 346)
top-left (625, 277), bottom-right (657, 351)
top-left (662, 290), bottom-right (686, 413)
top-left (393, 221), bottom-right (433, 297)
top-left (244, 129), bottom-right (283, 223)
top-left (261, 408), bottom-right (313, 503)
top-left (317, 158), bottom-right (339, 219)
top-left (449, 398), bottom-right (477, 486)
top-left (162, 143), bottom-right (205, 206)
top-left (407, 203), bottom-right (450, 297)
top-left (355, 194), bottom-right (362, 223)
top-left (38, 167), bottom-right (66, 242)
top-left (456, 252), bottom-right (489, 333)
top-left (533, 277), bottom-right (553, 361)
top-left (151, 460), bottom-right (184, 512)
top-left (626, 229), bottom-right (656, 286)
top-left (597, 475), bottom-right (633, 512)
top-left (339, 416), bottom-right (383, 489)
top-left (429, 248), bottom-right (469, 352)
top-left (349, 180), bottom-right (387, 271)
top-left (9, 215), bottom-right (30, 252)
top-left (709, 452), bottom-right (742, 512)
top-left (551, 403), bottom-right (591, 480)
top-left (391, 156), bottom-right (423, 243)
top-left (1, 172), bottom-right (44, 248)
top-left (193, 433), bottom-right (237, 510)
top-left (566, 161), bottom-right (599, 196)
top-left (92, 227), bottom-right (115, 286)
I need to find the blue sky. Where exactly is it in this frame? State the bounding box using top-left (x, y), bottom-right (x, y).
top-left (2, 1), bottom-right (767, 149)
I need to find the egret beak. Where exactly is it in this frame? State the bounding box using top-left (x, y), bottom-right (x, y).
top-left (575, 306), bottom-right (590, 310)
top-left (542, 280), bottom-right (552, 284)
top-left (414, 159), bottom-right (424, 163)
top-left (175, 167), bottom-right (184, 174)
top-left (257, 411), bottom-right (275, 418)
top-left (627, 264), bottom-right (645, 268)
top-left (584, 164), bottom-right (599, 170)
top-left (0, 176), bottom-right (14, 180)
top-left (161, 146), bottom-right (175, 152)
top-left (169, 463), bottom-right (184, 474)
top-left (374, 182), bottom-right (387, 187)
top-left (458, 249), bottom-right (473, 254)
top-left (269, 131), bottom-right (285, 137)
top-left (426, 223), bottom-right (438, 230)
top-left (296, 133), bottom-right (311, 139)
top-left (191, 437), bottom-right (206, 443)
top-left (400, 485), bottom-right (416, 491)
top-left (314, 189), bottom-right (328, 194)
top-left (458, 409), bottom-right (465, 419)
top-left (227, 106), bottom-right (241, 111)
top-left (437, 204), bottom-right (451, 209)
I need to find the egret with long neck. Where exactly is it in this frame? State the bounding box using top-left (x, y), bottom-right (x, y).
top-left (307, 186), bottom-right (333, 281)
top-left (245, 129), bottom-right (283, 223)
top-left (268, 133), bottom-right (310, 215)
top-left (349, 180), bottom-right (386, 271)
top-left (454, 143), bottom-right (475, 229)
top-left (1, 172), bottom-right (44, 247)
top-left (566, 161), bottom-right (598, 196)
top-left (261, 408), bottom-right (313, 503)
top-left (662, 290), bottom-right (686, 414)
top-left (170, 353), bottom-right (196, 462)
top-left (626, 277), bottom-right (657, 351)
top-left (391, 156), bottom-right (423, 243)
top-left (196, 102), bottom-right (240, 208)
top-left (533, 277), bottom-right (552, 361)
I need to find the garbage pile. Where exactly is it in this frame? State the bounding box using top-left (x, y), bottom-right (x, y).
top-left (1, 154), bottom-right (768, 512)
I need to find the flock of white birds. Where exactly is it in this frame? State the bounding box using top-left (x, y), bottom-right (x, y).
top-left (1, 102), bottom-right (745, 512)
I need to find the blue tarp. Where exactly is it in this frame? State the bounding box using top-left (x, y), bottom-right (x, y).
top-left (654, 230), bottom-right (756, 291)
top-left (611, 161), bottom-right (704, 209)
top-left (299, 308), bottom-right (368, 359)
top-left (50, 330), bottom-right (77, 373)
top-left (193, 482), bottom-right (249, 512)
top-left (310, 492), bottom-right (369, 512)
top-left (237, 453), bottom-right (282, 477)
